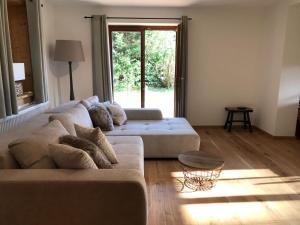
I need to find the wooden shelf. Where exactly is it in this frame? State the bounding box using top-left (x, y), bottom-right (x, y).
top-left (17, 91), bottom-right (33, 110)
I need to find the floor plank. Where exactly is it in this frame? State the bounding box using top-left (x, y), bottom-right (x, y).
top-left (144, 127), bottom-right (300, 225)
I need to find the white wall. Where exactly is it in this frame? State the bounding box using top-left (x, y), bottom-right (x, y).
top-left (256, 2), bottom-right (288, 135)
top-left (256, 1), bottom-right (300, 136)
top-left (185, 7), bottom-right (264, 125)
top-left (41, 0), bottom-right (59, 108)
top-left (274, 3), bottom-right (300, 136)
top-left (44, 3), bottom-right (266, 126)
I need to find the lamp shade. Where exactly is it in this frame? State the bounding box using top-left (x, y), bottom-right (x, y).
top-left (13, 63), bottom-right (25, 81)
top-left (54, 40), bottom-right (85, 62)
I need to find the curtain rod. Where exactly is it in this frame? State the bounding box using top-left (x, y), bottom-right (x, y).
top-left (84, 16), bottom-right (192, 20)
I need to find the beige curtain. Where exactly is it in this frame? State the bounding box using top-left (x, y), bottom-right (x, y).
top-left (26, 0), bottom-right (48, 103)
top-left (0, 0), bottom-right (18, 118)
top-left (175, 16), bottom-right (188, 117)
top-left (91, 15), bottom-right (113, 102)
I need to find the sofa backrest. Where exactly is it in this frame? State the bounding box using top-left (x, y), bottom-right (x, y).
top-left (0, 114), bottom-right (49, 169)
top-left (46, 101), bottom-right (79, 113)
top-left (0, 101), bottom-right (93, 169)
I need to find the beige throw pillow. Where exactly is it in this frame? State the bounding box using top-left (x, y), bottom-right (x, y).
top-left (106, 102), bottom-right (127, 126)
top-left (75, 124), bottom-right (118, 164)
top-left (49, 144), bottom-right (98, 169)
top-left (49, 113), bottom-right (76, 136)
top-left (80, 96), bottom-right (99, 110)
top-left (8, 120), bottom-right (69, 169)
top-left (60, 135), bottom-right (112, 169)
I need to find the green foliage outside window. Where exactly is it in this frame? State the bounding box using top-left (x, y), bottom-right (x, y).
top-left (112, 30), bottom-right (176, 92)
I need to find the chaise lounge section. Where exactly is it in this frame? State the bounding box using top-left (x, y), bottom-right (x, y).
top-left (106, 108), bottom-right (201, 158)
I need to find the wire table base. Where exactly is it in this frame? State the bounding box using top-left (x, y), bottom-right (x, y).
top-left (182, 167), bottom-right (223, 191)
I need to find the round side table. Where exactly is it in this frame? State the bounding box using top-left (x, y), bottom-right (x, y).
top-left (178, 151), bottom-right (224, 191)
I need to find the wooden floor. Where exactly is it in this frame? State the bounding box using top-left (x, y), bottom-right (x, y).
top-left (144, 127), bottom-right (300, 225)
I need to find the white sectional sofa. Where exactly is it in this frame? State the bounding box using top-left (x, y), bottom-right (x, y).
top-left (0, 100), bottom-right (200, 225)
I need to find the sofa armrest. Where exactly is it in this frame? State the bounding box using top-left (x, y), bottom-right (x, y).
top-left (0, 169), bottom-right (147, 225)
top-left (124, 108), bottom-right (163, 120)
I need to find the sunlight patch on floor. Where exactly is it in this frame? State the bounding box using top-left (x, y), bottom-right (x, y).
top-left (172, 169), bottom-right (300, 198)
top-left (172, 169), bottom-right (280, 180)
top-left (180, 201), bottom-right (300, 225)
top-left (173, 169), bottom-right (300, 224)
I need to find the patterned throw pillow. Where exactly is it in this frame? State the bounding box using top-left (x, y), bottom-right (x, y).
top-left (88, 103), bottom-right (114, 131)
top-left (75, 124), bottom-right (118, 164)
top-left (49, 144), bottom-right (98, 169)
top-left (106, 102), bottom-right (127, 126)
top-left (80, 96), bottom-right (99, 110)
top-left (59, 135), bottom-right (112, 169)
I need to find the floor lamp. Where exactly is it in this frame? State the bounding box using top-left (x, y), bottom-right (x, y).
top-left (54, 40), bottom-right (85, 101)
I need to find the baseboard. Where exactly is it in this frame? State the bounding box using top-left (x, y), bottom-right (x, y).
top-left (193, 125), bottom-right (297, 139)
top-left (254, 127), bottom-right (297, 139)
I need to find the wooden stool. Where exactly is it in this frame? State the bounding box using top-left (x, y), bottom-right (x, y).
top-left (224, 107), bottom-right (253, 132)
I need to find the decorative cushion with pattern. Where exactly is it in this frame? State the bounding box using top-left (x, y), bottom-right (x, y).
top-left (88, 103), bottom-right (114, 131)
top-left (49, 144), bottom-right (98, 169)
top-left (59, 135), bottom-right (112, 169)
top-left (80, 96), bottom-right (99, 110)
top-left (106, 102), bottom-right (127, 126)
top-left (75, 124), bottom-right (118, 164)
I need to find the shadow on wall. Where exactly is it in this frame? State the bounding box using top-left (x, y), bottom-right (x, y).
top-left (47, 43), bottom-right (79, 105)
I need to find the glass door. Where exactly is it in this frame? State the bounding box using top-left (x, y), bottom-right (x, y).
top-left (145, 29), bottom-right (176, 117)
top-left (110, 26), bottom-right (177, 117)
top-left (110, 30), bottom-right (141, 108)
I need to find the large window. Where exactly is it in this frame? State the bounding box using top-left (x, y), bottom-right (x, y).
top-left (109, 25), bottom-right (177, 117)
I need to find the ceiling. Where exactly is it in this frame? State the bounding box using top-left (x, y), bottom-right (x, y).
top-left (51, 0), bottom-right (282, 7)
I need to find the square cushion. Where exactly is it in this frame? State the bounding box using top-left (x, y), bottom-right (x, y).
top-left (75, 124), bottom-right (118, 164)
top-left (60, 135), bottom-right (112, 169)
top-left (49, 144), bottom-right (98, 169)
top-left (8, 120), bottom-right (69, 169)
top-left (106, 102), bottom-right (127, 126)
top-left (80, 96), bottom-right (99, 110)
top-left (88, 103), bottom-right (114, 131)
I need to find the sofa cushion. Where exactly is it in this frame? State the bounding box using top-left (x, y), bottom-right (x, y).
top-left (107, 136), bottom-right (144, 175)
top-left (66, 103), bottom-right (93, 128)
top-left (49, 113), bottom-right (76, 136)
top-left (49, 144), bottom-right (98, 169)
top-left (88, 103), bottom-right (114, 131)
top-left (75, 124), bottom-right (118, 164)
top-left (60, 135), bottom-right (112, 169)
top-left (80, 96), bottom-right (99, 110)
top-left (106, 103), bottom-right (127, 126)
top-left (105, 118), bottom-right (200, 158)
top-left (124, 108), bottom-right (163, 120)
top-left (8, 120), bottom-right (69, 169)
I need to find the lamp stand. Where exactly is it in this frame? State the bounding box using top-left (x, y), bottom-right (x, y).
top-left (68, 61), bottom-right (75, 101)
